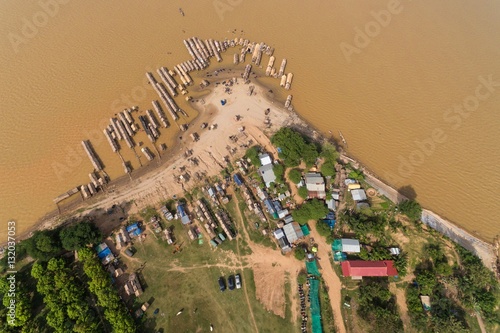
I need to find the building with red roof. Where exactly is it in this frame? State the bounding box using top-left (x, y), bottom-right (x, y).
top-left (341, 260), bottom-right (398, 278)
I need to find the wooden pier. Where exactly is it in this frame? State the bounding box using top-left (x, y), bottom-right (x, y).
top-left (53, 187), bottom-right (79, 204)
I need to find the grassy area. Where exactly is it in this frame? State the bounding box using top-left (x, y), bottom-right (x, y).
top-left (319, 278), bottom-right (337, 333)
top-left (120, 227), bottom-right (295, 332)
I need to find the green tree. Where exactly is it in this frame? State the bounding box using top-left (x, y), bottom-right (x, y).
top-left (398, 200), bottom-right (422, 222)
top-left (288, 168), bottom-right (302, 184)
top-left (59, 221), bottom-right (102, 251)
top-left (298, 186), bottom-right (308, 199)
top-left (320, 143), bottom-right (339, 163)
top-left (348, 169), bottom-right (364, 181)
top-left (273, 163), bottom-right (285, 184)
top-left (292, 199), bottom-right (329, 225)
top-left (271, 127), bottom-right (319, 167)
top-left (321, 162), bottom-right (336, 178)
top-left (297, 271), bottom-right (307, 285)
top-left (23, 230), bottom-right (62, 261)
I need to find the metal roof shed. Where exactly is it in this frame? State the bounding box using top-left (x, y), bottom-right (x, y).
top-left (258, 153), bottom-right (272, 166)
top-left (283, 222), bottom-right (304, 243)
top-left (341, 239), bottom-right (361, 253)
top-left (351, 189), bottom-right (367, 201)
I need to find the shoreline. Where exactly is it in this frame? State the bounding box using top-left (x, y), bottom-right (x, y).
top-left (5, 73), bottom-right (498, 272)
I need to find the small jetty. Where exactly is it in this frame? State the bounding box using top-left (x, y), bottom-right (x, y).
top-left (82, 140), bottom-right (103, 171)
top-left (53, 187), bottom-right (79, 204)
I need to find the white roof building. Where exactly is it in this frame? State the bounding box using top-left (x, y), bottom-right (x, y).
top-left (273, 228), bottom-right (285, 240)
top-left (351, 189), bottom-right (367, 201)
top-left (341, 239), bottom-right (361, 253)
top-left (304, 173), bottom-right (326, 199)
top-left (259, 164), bottom-right (276, 187)
top-left (259, 153), bottom-right (272, 166)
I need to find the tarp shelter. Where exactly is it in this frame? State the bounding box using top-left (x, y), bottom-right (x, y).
top-left (97, 247), bottom-right (111, 259)
top-left (321, 218), bottom-right (336, 228)
top-left (309, 278), bottom-right (323, 333)
top-left (333, 251), bottom-right (347, 262)
top-left (220, 99), bottom-right (226, 105)
top-left (126, 223), bottom-right (142, 237)
top-left (341, 260), bottom-right (398, 277)
top-left (306, 259), bottom-right (321, 277)
top-left (300, 224), bottom-right (310, 236)
top-left (233, 174), bottom-right (243, 186)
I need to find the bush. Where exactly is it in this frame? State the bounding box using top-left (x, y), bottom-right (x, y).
top-left (398, 200), bottom-right (422, 222)
top-left (288, 168), bottom-right (302, 184)
top-left (321, 162), bottom-right (335, 178)
top-left (245, 146), bottom-right (261, 167)
top-left (273, 163), bottom-right (285, 183)
top-left (297, 271), bottom-right (307, 285)
top-left (294, 247), bottom-right (306, 261)
top-left (298, 186), bottom-right (308, 199)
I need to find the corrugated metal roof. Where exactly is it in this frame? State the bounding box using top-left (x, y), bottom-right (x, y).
top-left (341, 239), bottom-right (361, 253)
top-left (351, 189), bottom-right (367, 201)
top-left (283, 222), bottom-right (304, 243)
top-left (259, 164), bottom-right (276, 187)
top-left (341, 260), bottom-right (398, 277)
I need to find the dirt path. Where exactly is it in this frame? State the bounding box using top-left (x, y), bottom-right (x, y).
top-left (476, 311), bottom-right (487, 333)
top-left (309, 221), bottom-right (347, 333)
top-left (389, 283), bottom-right (413, 332)
top-left (230, 188), bottom-right (301, 323)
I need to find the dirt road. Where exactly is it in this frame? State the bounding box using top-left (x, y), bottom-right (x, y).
top-left (309, 221), bottom-right (346, 333)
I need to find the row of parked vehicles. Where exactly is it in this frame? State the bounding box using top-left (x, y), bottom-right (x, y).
top-left (218, 274), bottom-right (241, 291)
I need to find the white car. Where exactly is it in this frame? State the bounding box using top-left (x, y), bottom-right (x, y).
top-left (235, 274), bottom-right (242, 289)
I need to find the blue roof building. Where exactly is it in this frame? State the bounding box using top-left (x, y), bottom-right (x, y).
top-left (263, 199), bottom-right (276, 214)
top-left (177, 203), bottom-right (191, 225)
top-left (233, 174), bottom-right (243, 186)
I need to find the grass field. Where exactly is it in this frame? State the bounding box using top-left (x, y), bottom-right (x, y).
top-left (120, 212), bottom-right (297, 333)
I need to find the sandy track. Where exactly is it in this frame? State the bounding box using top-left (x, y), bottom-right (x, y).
top-left (309, 221), bottom-right (347, 333)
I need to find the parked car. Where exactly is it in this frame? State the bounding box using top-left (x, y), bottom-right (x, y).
top-left (228, 275), bottom-right (235, 290)
top-left (218, 277), bottom-right (226, 292)
top-left (235, 274), bottom-right (242, 289)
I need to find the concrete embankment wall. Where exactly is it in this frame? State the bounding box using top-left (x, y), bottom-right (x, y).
top-left (340, 154), bottom-right (497, 270)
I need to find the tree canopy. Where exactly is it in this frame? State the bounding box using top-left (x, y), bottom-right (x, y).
top-left (22, 230), bottom-right (62, 261)
top-left (320, 162), bottom-right (335, 178)
top-left (59, 221), bottom-right (102, 251)
top-left (288, 168), bottom-right (302, 184)
top-left (398, 200), bottom-right (422, 222)
top-left (292, 199), bottom-right (329, 225)
top-left (271, 127), bottom-right (319, 167)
